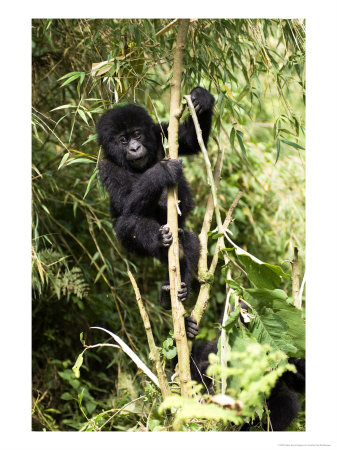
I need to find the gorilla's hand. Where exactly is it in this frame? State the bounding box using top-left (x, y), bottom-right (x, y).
top-left (190, 87), bottom-right (215, 115)
top-left (185, 316), bottom-right (198, 339)
top-left (159, 158), bottom-right (183, 185)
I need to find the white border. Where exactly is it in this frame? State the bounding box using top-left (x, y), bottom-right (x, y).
top-left (1, 1), bottom-right (337, 449)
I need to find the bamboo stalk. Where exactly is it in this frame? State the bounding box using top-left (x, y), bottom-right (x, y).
top-left (191, 191), bottom-right (243, 327)
top-left (198, 140), bottom-right (225, 279)
top-left (184, 95), bottom-right (225, 250)
top-left (166, 19), bottom-right (191, 397)
top-left (128, 271), bottom-right (170, 398)
top-left (292, 246), bottom-right (301, 309)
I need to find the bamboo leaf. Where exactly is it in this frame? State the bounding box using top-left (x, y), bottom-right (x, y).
top-left (66, 157), bottom-right (95, 166)
top-left (81, 134), bottom-right (98, 146)
top-left (276, 139), bottom-right (281, 163)
top-left (281, 139), bottom-right (305, 150)
top-left (91, 327), bottom-right (160, 387)
top-left (50, 104), bottom-right (77, 112)
top-left (58, 152), bottom-right (70, 170)
top-left (78, 109), bottom-right (89, 125)
top-left (230, 127), bottom-right (236, 150)
top-left (83, 169), bottom-right (98, 200)
top-left (236, 131), bottom-right (248, 160)
top-left (60, 73), bottom-right (81, 87)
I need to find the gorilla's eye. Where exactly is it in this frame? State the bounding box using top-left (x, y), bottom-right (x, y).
top-left (119, 136), bottom-right (128, 145)
top-left (133, 130), bottom-right (142, 140)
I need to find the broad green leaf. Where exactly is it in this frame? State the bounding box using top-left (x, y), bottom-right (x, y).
top-left (244, 288), bottom-right (305, 357)
top-left (237, 253), bottom-right (287, 289)
top-left (223, 306), bottom-right (241, 331)
top-left (238, 299), bottom-right (298, 356)
top-left (61, 392), bottom-right (74, 401)
top-left (162, 347), bottom-right (177, 359)
top-left (85, 401), bottom-right (97, 415)
top-left (223, 279), bottom-right (241, 291)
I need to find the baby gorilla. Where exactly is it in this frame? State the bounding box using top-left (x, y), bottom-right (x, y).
top-left (185, 317), bottom-right (305, 431)
top-left (97, 87), bottom-right (214, 309)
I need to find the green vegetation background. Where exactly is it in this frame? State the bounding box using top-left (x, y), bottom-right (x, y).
top-left (32, 19), bottom-right (305, 431)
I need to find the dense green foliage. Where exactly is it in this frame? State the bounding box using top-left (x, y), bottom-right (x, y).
top-left (32, 18), bottom-right (305, 431)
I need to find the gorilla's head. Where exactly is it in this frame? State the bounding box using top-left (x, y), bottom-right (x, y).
top-left (96, 104), bottom-right (159, 171)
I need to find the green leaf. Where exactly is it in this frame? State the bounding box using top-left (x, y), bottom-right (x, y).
top-left (72, 351), bottom-right (84, 378)
top-left (244, 288), bottom-right (305, 357)
top-left (78, 388), bottom-right (84, 406)
top-left (162, 347), bottom-right (177, 359)
top-left (60, 73), bottom-right (81, 87)
top-left (81, 133), bottom-right (98, 146)
top-left (61, 392), bottom-right (74, 401)
top-left (229, 127), bottom-right (236, 150)
top-left (237, 252), bottom-right (290, 289)
top-left (67, 157), bottom-right (95, 166)
top-left (58, 152), bottom-right (70, 170)
top-left (223, 279), bottom-right (241, 290)
top-left (79, 332), bottom-right (86, 346)
top-left (236, 131), bottom-right (248, 160)
top-left (58, 71), bottom-right (82, 81)
top-left (238, 299), bottom-right (298, 356)
top-left (85, 401), bottom-right (97, 415)
top-left (276, 138), bottom-right (281, 163)
top-left (212, 232), bottom-right (224, 239)
top-left (83, 169), bottom-right (98, 200)
top-left (94, 264), bottom-right (106, 283)
top-left (50, 104), bottom-right (77, 112)
top-left (78, 108), bottom-right (89, 125)
top-left (223, 306), bottom-right (241, 331)
top-left (281, 139), bottom-right (305, 150)
top-left (80, 72), bottom-right (85, 85)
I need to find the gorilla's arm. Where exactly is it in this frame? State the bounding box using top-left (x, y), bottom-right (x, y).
top-left (122, 159), bottom-right (183, 215)
top-left (98, 159), bottom-right (133, 217)
top-left (114, 213), bottom-right (166, 258)
top-left (156, 87), bottom-right (215, 156)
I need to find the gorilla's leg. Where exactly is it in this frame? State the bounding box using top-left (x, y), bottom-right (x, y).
top-left (159, 230), bottom-right (200, 309)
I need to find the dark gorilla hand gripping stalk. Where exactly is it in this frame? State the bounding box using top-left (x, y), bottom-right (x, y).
top-left (97, 87), bottom-right (215, 308)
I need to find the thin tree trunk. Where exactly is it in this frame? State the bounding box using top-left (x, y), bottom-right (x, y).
top-left (167, 19), bottom-right (191, 397)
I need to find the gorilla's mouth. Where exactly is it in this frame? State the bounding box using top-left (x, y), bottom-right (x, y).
top-left (129, 154), bottom-right (148, 166)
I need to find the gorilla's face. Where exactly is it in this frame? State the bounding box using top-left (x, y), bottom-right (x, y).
top-left (96, 104), bottom-right (159, 171)
top-left (118, 128), bottom-right (149, 170)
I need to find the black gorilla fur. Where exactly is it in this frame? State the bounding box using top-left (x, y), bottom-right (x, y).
top-left (97, 87), bottom-right (214, 308)
top-left (185, 317), bottom-right (305, 431)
